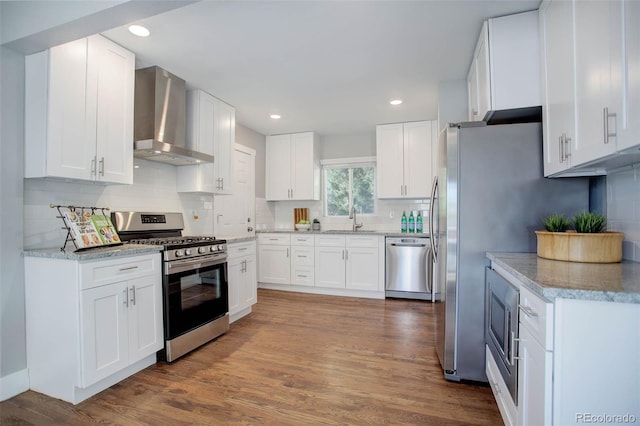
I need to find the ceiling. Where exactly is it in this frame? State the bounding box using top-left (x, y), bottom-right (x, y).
top-left (102, 1), bottom-right (541, 137)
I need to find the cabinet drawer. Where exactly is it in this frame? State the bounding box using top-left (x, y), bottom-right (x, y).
top-left (291, 266), bottom-right (314, 287)
top-left (228, 241), bottom-right (256, 258)
top-left (347, 235), bottom-right (380, 248)
top-left (291, 246), bottom-right (314, 267)
top-left (519, 285), bottom-right (554, 350)
top-left (291, 234), bottom-right (314, 246)
top-left (315, 234), bottom-right (346, 247)
top-left (258, 233), bottom-right (291, 245)
top-left (80, 253), bottom-right (160, 290)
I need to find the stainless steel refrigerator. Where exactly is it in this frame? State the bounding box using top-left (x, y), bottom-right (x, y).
top-left (428, 122), bottom-right (589, 383)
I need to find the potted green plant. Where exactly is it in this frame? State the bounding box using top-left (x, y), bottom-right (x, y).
top-left (535, 212), bottom-right (624, 263)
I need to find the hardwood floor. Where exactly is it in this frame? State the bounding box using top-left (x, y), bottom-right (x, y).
top-left (1, 289), bottom-right (502, 425)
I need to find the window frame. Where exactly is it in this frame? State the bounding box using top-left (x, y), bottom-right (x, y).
top-left (321, 157), bottom-right (377, 217)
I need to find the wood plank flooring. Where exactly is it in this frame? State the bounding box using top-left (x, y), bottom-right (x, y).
top-left (1, 289), bottom-right (502, 425)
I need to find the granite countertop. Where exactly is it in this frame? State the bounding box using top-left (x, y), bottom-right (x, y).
top-left (257, 229), bottom-right (429, 238)
top-left (487, 252), bottom-right (640, 304)
top-left (23, 244), bottom-right (162, 261)
top-left (225, 236), bottom-right (257, 244)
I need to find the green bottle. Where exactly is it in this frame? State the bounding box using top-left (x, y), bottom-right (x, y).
top-left (401, 211), bottom-right (407, 233)
top-left (408, 211), bottom-right (415, 233)
top-left (416, 211), bottom-right (423, 233)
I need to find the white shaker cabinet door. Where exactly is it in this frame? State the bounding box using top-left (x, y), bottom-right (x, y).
top-left (540, 0), bottom-right (576, 176)
top-left (80, 282), bottom-right (129, 388)
top-left (258, 245), bottom-right (290, 284)
top-left (239, 255), bottom-right (257, 308)
top-left (127, 274), bottom-right (163, 363)
top-left (315, 246), bottom-right (346, 288)
top-left (265, 134), bottom-right (292, 200)
top-left (376, 123), bottom-right (405, 198)
top-left (571, 0), bottom-right (618, 167)
top-left (345, 246), bottom-right (378, 291)
top-left (90, 35), bottom-right (134, 184)
top-left (617, 0), bottom-right (640, 152)
top-left (403, 121), bottom-right (432, 198)
top-left (213, 99), bottom-right (235, 194)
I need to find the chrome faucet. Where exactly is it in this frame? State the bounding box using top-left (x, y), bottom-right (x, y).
top-left (349, 206), bottom-right (363, 231)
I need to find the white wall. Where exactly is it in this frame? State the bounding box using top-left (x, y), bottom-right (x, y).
top-left (0, 45), bottom-right (28, 399)
top-left (607, 167), bottom-right (640, 261)
top-left (321, 132), bottom-right (376, 159)
top-left (437, 79), bottom-right (468, 131)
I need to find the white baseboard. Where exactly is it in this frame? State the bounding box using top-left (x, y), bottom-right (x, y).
top-left (258, 282), bottom-right (385, 299)
top-left (0, 368), bottom-right (29, 401)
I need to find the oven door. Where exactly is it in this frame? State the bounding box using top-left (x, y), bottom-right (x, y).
top-left (164, 254), bottom-right (228, 341)
top-left (485, 267), bottom-right (519, 404)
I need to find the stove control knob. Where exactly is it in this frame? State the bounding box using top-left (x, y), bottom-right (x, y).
top-left (210, 246), bottom-right (216, 252)
top-left (174, 250), bottom-right (184, 257)
top-left (185, 249), bottom-right (193, 256)
top-left (198, 246), bottom-right (207, 254)
top-left (217, 244), bottom-right (225, 251)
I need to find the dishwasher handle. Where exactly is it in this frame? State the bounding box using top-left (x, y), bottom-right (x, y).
top-left (388, 243), bottom-right (427, 248)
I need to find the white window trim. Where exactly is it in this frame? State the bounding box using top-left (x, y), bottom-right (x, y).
top-left (322, 157), bottom-right (377, 217)
top-left (321, 156), bottom-right (376, 167)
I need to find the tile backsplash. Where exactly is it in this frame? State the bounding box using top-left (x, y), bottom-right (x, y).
top-left (607, 166), bottom-right (640, 261)
top-left (23, 159), bottom-right (210, 249)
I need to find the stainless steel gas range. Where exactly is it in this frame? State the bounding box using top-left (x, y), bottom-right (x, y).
top-left (112, 211), bottom-right (229, 362)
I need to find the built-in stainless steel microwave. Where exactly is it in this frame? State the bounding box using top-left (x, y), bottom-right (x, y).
top-left (485, 267), bottom-right (519, 404)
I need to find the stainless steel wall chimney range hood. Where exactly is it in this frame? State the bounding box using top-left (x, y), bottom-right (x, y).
top-left (134, 66), bottom-right (214, 165)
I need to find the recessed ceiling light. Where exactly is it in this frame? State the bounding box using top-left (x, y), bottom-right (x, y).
top-left (129, 25), bottom-right (150, 37)
top-left (270, 114), bottom-right (281, 120)
top-left (390, 99), bottom-right (403, 106)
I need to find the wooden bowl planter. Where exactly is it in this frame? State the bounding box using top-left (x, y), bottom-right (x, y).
top-left (535, 231), bottom-right (624, 263)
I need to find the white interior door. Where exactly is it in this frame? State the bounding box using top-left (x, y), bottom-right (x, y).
top-left (214, 144), bottom-right (255, 238)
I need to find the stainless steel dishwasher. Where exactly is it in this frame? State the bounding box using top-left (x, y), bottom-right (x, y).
top-left (385, 237), bottom-right (433, 301)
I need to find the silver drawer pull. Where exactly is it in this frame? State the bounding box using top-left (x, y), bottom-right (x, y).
top-left (119, 265), bottom-right (139, 272)
top-left (298, 274), bottom-right (307, 278)
top-left (238, 247), bottom-right (248, 251)
top-left (519, 304), bottom-right (538, 318)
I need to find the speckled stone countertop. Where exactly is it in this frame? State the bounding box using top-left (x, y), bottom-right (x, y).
top-left (225, 236), bottom-right (257, 244)
top-left (256, 229), bottom-right (429, 238)
top-left (487, 252), bottom-right (640, 304)
top-left (23, 244), bottom-right (162, 261)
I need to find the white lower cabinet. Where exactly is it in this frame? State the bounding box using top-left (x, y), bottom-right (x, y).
top-left (489, 264), bottom-right (640, 425)
top-left (257, 233), bottom-right (291, 285)
top-left (315, 234), bottom-right (380, 291)
top-left (228, 241), bottom-right (257, 322)
top-left (258, 232), bottom-right (384, 298)
top-left (291, 234), bottom-right (315, 287)
top-left (25, 252), bottom-right (163, 404)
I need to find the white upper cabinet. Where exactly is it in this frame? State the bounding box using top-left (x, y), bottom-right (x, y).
top-left (25, 35), bottom-right (134, 184)
top-left (468, 11), bottom-right (541, 122)
top-left (615, 0), bottom-right (640, 152)
top-left (177, 89), bottom-right (235, 193)
top-left (376, 120), bottom-right (433, 199)
top-left (540, 0), bottom-right (577, 176)
top-left (265, 132), bottom-right (320, 201)
top-left (541, 0), bottom-right (640, 177)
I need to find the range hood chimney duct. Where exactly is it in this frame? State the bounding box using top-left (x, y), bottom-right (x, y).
top-left (134, 66), bottom-right (214, 165)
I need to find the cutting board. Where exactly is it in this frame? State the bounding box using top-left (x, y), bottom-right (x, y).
top-left (294, 208), bottom-right (309, 227)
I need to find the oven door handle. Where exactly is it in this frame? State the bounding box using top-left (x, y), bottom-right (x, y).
top-left (166, 254), bottom-right (227, 275)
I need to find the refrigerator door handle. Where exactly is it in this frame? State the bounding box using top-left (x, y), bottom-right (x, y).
top-left (428, 176), bottom-right (438, 263)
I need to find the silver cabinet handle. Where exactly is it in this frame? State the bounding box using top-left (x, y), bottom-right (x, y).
top-left (564, 135), bottom-right (571, 159)
top-left (509, 330), bottom-right (517, 365)
top-left (342, 249), bottom-right (345, 260)
top-left (519, 304), bottom-right (538, 318)
top-left (238, 247), bottom-right (248, 251)
top-left (130, 285), bottom-right (136, 306)
top-left (91, 157), bottom-right (97, 176)
top-left (247, 226), bottom-right (254, 232)
top-left (559, 135), bottom-right (564, 163)
top-left (123, 288), bottom-right (129, 308)
top-left (119, 265), bottom-right (139, 271)
top-left (286, 248), bottom-right (289, 258)
top-left (603, 107), bottom-right (616, 144)
top-left (99, 157), bottom-right (105, 177)
top-left (297, 274), bottom-right (308, 278)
